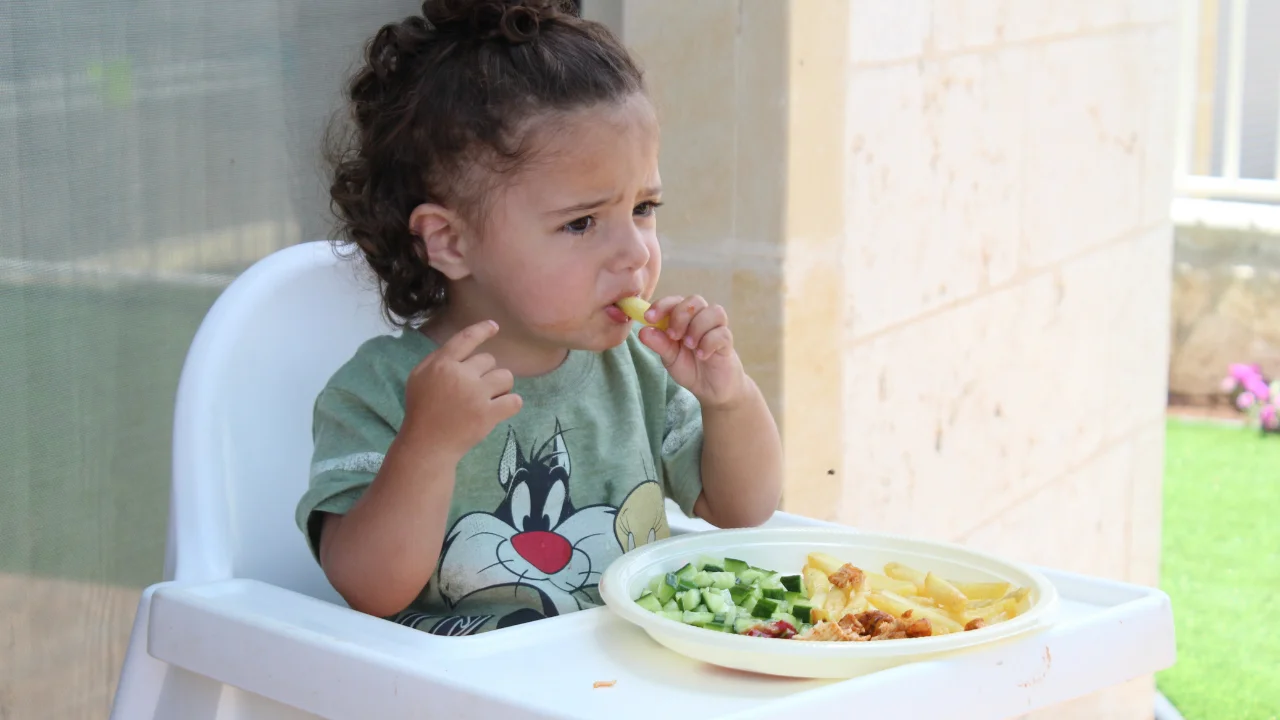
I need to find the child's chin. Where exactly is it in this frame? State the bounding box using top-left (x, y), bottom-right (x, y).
top-left (579, 324), bottom-right (633, 352)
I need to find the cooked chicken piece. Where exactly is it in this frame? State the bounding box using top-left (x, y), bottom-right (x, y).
top-left (964, 618), bottom-right (986, 632)
top-left (828, 563), bottom-right (866, 591)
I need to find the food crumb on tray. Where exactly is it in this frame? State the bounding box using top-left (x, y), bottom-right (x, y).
top-left (592, 680), bottom-right (617, 689)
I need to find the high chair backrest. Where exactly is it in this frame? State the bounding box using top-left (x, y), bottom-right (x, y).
top-left (167, 241), bottom-right (393, 602)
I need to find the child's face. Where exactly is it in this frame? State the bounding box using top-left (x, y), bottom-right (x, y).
top-left (467, 95), bottom-right (663, 353)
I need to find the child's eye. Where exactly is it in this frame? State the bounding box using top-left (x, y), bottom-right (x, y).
top-left (634, 201), bottom-right (663, 217)
top-left (563, 216), bottom-right (595, 235)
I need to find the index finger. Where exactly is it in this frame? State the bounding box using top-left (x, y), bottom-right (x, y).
top-left (646, 295), bottom-right (686, 322)
top-left (436, 320), bottom-right (499, 362)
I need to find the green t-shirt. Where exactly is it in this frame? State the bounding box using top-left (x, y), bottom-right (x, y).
top-left (296, 327), bottom-right (704, 635)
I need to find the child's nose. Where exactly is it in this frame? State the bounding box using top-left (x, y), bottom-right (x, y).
top-left (615, 224), bottom-right (651, 271)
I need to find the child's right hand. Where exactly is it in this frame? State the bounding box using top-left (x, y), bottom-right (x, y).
top-left (400, 320), bottom-right (522, 460)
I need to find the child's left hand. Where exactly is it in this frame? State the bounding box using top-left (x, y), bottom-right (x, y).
top-left (638, 295), bottom-right (747, 409)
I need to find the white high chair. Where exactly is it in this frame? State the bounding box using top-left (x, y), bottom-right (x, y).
top-left (111, 241), bottom-right (1176, 720)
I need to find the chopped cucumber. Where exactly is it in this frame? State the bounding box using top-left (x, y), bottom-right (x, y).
top-left (647, 576), bottom-right (663, 594)
top-left (698, 622), bottom-right (730, 632)
top-left (728, 585), bottom-right (754, 605)
top-left (703, 589), bottom-right (728, 613)
top-left (679, 590), bottom-right (702, 612)
top-left (654, 580), bottom-right (677, 605)
top-left (659, 610), bottom-right (683, 622)
top-left (709, 572), bottom-right (737, 589)
top-left (636, 593), bottom-right (663, 613)
top-left (741, 595), bottom-right (759, 614)
top-left (780, 575), bottom-right (803, 593)
top-left (675, 563), bottom-right (697, 582)
top-left (692, 571), bottom-right (713, 588)
top-left (783, 591), bottom-right (807, 605)
top-left (759, 572), bottom-right (784, 590)
top-left (701, 564), bottom-right (724, 573)
top-left (683, 611), bottom-right (715, 625)
top-left (761, 587), bottom-right (786, 600)
top-left (675, 579), bottom-right (700, 593)
top-left (723, 558), bottom-right (750, 574)
top-left (751, 597), bottom-right (779, 619)
top-left (770, 612), bottom-right (798, 626)
top-left (737, 568), bottom-right (766, 584)
top-left (791, 603), bottom-right (815, 623)
top-left (733, 617), bottom-right (758, 633)
top-left (662, 599), bottom-right (679, 613)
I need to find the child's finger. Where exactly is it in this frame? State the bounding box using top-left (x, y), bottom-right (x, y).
top-left (638, 326), bottom-right (682, 367)
top-left (695, 326), bottom-right (734, 360)
top-left (644, 295), bottom-right (685, 324)
top-left (438, 320), bottom-right (499, 362)
top-left (680, 303), bottom-right (727, 352)
top-left (666, 295), bottom-right (707, 341)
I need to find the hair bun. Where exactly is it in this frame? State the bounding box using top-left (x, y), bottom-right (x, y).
top-left (423, 0), bottom-right (573, 45)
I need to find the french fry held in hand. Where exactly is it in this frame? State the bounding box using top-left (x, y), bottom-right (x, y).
top-left (614, 296), bottom-right (669, 330)
top-left (796, 556), bottom-right (1033, 640)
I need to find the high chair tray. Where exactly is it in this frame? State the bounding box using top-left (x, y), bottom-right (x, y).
top-left (146, 510), bottom-right (1174, 720)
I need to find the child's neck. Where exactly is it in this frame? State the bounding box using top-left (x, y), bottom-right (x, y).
top-left (422, 308), bottom-right (570, 378)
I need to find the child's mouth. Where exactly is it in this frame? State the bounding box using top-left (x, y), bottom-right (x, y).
top-left (604, 304), bottom-right (630, 324)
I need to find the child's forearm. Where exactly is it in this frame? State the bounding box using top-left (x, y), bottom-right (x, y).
top-left (318, 435), bottom-right (458, 618)
top-left (694, 377), bottom-right (783, 527)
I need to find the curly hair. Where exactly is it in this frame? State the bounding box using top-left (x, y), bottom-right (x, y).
top-left (326, 0), bottom-right (645, 326)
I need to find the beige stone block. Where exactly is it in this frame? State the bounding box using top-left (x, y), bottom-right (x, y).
top-left (782, 254), bottom-right (846, 521)
top-left (1020, 33), bottom-right (1148, 270)
top-left (1127, 422), bottom-right (1165, 587)
top-left (840, 227), bottom-right (1167, 538)
top-left (654, 261), bottom-right (734, 312)
top-left (848, 0), bottom-right (932, 66)
top-left (731, 268), bottom-right (784, 416)
top-left (1140, 26), bottom-right (1179, 228)
top-left (961, 439), bottom-right (1133, 580)
top-left (1022, 676), bottom-right (1155, 720)
top-left (930, 0), bottom-right (1169, 53)
top-left (844, 50), bottom-right (1024, 336)
top-left (624, 0), bottom-right (737, 252)
top-left (736, 0), bottom-right (789, 250)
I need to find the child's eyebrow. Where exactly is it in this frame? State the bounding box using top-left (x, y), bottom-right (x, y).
top-left (546, 186), bottom-right (663, 217)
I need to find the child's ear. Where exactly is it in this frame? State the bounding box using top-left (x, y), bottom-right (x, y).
top-left (409, 203), bottom-right (471, 280)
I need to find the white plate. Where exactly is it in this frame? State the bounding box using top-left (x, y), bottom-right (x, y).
top-left (599, 526), bottom-right (1060, 678)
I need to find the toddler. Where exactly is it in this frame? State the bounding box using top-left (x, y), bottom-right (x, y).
top-left (296, 0), bottom-right (783, 636)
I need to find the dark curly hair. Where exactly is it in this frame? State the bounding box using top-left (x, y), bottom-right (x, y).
top-left (326, 0), bottom-right (645, 327)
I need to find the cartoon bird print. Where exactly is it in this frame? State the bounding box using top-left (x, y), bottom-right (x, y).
top-left (435, 422), bottom-right (619, 625)
top-left (613, 480), bottom-right (670, 552)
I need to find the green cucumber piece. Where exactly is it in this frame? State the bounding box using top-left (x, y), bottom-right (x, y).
top-left (662, 599), bottom-right (679, 612)
top-left (703, 589), bottom-right (728, 613)
top-left (683, 610), bottom-right (715, 625)
top-left (692, 571), bottom-right (714, 588)
top-left (791, 603), bottom-right (814, 623)
top-left (698, 622), bottom-right (730, 632)
top-left (780, 575), bottom-right (803, 593)
top-left (701, 564), bottom-right (724, 573)
top-left (741, 595), bottom-right (758, 614)
top-left (675, 579), bottom-right (700, 593)
top-left (636, 593), bottom-right (663, 613)
top-left (728, 585), bottom-right (754, 605)
top-left (679, 590), bottom-right (702, 612)
top-left (709, 572), bottom-right (737, 589)
top-left (761, 587), bottom-right (786, 600)
top-left (723, 558), bottom-right (750, 574)
top-left (654, 580), bottom-right (677, 604)
top-left (783, 591), bottom-right (808, 605)
top-left (659, 610), bottom-right (683, 622)
top-left (737, 568), bottom-right (766, 584)
top-left (647, 576), bottom-right (663, 594)
top-left (771, 612), bottom-right (798, 626)
top-left (733, 617), bottom-right (758, 633)
top-left (751, 597), bottom-right (778, 619)
top-left (759, 572), bottom-right (784, 590)
top-left (675, 563), bottom-right (697, 582)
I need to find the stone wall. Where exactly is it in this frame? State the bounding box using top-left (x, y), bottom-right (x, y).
top-left (1170, 200), bottom-right (1280, 403)
top-left (615, 1), bottom-right (1178, 717)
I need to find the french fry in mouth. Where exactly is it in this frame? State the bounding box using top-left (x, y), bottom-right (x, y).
top-left (615, 296), bottom-right (669, 330)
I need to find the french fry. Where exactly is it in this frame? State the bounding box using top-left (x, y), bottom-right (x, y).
top-left (807, 552), bottom-right (846, 576)
top-left (883, 562), bottom-right (928, 590)
top-left (923, 572), bottom-right (968, 610)
top-left (824, 587), bottom-right (850, 617)
top-left (843, 593), bottom-right (869, 616)
top-left (803, 567), bottom-right (832, 596)
top-left (952, 581), bottom-right (1012, 600)
top-left (809, 591), bottom-right (829, 611)
top-left (866, 571), bottom-right (919, 596)
top-left (869, 591), bottom-right (964, 634)
top-left (614, 297), bottom-right (669, 330)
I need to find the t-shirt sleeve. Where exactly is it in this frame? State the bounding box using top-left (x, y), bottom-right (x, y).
top-left (660, 380), bottom-right (705, 518)
top-left (294, 386), bottom-right (398, 560)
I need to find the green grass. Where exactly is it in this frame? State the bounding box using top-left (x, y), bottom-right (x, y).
top-left (1159, 419), bottom-right (1280, 720)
